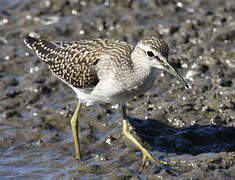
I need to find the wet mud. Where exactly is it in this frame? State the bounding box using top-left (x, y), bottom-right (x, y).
top-left (0, 0), bottom-right (235, 179)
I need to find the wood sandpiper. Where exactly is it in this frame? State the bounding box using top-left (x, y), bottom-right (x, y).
top-left (24, 36), bottom-right (189, 170)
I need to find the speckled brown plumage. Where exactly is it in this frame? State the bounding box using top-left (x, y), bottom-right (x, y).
top-left (141, 37), bottom-right (169, 58)
top-left (24, 37), bottom-right (134, 88)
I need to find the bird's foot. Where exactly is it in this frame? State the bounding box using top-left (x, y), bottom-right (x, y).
top-left (139, 149), bottom-right (169, 173)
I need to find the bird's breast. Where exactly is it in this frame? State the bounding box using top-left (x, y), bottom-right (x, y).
top-left (99, 69), bottom-right (157, 104)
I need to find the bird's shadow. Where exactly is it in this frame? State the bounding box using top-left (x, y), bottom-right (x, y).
top-left (128, 117), bottom-right (235, 155)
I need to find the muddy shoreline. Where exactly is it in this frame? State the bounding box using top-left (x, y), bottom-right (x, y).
top-left (0, 0), bottom-right (235, 179)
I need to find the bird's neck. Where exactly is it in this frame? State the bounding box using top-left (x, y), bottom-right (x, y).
top-left (115, 52), bottom-right (157, 92)
top-left (132, 63), bottom-right (156, 88)
top-left (131, 48), bottom-right (153, 80)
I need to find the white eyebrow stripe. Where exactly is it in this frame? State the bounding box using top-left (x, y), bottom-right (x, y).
top-left (138, 42), bottom-right (166, 61)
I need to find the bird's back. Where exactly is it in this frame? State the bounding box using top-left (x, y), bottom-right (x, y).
top-left (24, 37), bottom-right (134, 89)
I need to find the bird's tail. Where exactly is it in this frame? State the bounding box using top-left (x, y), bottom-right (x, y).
top-left (24, 36), bottom-right (61, 63)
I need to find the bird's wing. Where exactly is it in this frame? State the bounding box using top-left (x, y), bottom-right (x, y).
top-left (24, 36), bottom-right (99, 88)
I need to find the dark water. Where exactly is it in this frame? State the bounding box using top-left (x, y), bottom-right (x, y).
top-left (0, 0), bottom-right (235, 179)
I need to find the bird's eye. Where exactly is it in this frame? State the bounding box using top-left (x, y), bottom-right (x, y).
top-left (147, 51), bottom-right (154, 57)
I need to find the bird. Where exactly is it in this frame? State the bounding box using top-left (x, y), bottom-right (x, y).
top-left (24, 35), bottom-right (189, 170)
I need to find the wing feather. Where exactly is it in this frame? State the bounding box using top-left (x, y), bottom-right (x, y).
top-left (24, 36), bottom-right (99, 88)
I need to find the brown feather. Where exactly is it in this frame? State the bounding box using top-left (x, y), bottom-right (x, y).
top-left (24, 37), bottom-right (134, 88)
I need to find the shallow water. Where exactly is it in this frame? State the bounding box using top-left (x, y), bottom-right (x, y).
top-left (0, 0), bottom-right (235, 179)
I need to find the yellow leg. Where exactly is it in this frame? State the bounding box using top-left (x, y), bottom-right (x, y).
top-left (121, 105), bottom-right (168, 171)
top-left (71, 101), bottom-right (83, 159)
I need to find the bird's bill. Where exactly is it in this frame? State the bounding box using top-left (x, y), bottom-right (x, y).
top-left (163, 62), bottom-right (189, 90)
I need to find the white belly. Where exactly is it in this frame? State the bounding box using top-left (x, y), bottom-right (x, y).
top-left (70, 67), bottom-right (158, 105)
top-left (86, 69), bottom-right (157, 105)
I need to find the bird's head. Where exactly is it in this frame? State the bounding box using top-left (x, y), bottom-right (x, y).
top-left (133, 36), bottom-right (189, 90)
